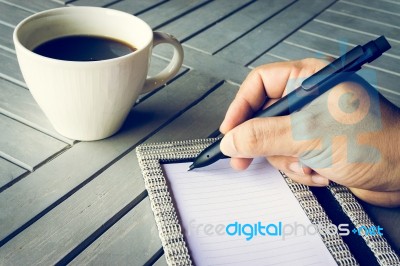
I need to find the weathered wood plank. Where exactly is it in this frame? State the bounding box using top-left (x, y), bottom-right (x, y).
top-left (68, 0), bottom-right (115, 7)
top-left (147, 56), bottom-right (187, 79)
top-left (69, 198), bottom-right (161, 266)
top-left (0, 114), bottom-right (68, 171)
top-left (138, 0), bottom-right (211, 29)
top-left (0, 151), bottom-right (157, 265)
top-left (216, 0), bottom-right (336, 66)
top-left (315, 10), bottom-right (400, 42)
top-left (282, 32), bottom-right (400, 103)
top-left (249, 38), bottom-right (326, 69)
top-left (247, 53), bottom-right (283, 68)
top-left (71, 83), bottom-right (238, 265)
top-left (71, 0), bottom-right (165, 11)
top-left (53, 0), bottom-right (70, 5)
top-left (0, 2), bottom-right (32, 27)
top-left (153, 255), bottom-right (168, 266)
top-left (158, 0), bottom-right (253, 42)
top-left (0, 24), bottom-right (14, 52)
top-left (155, 45), bottom-right (250, 86)
top-left (0, 78), bottom-right (75, 145)
top-left (251, 36), bottom-right (400, 99)
top-left (329, 1), bottom-right (400, 27)
top-left (300, 20), bottom-right (400, 58)
top-left (0, 0), bottom-right (62, 13)
top-left (0, 81), bottom-right (238, 265)
top-left (0, 158), bottom-right (26, 189)
top-left (108, 0), bottom-right (166, 15)
top-left (147, 81), bottom-right (239, 142)
top-left (265, 38), bottom-right (329, 62)
top-left (185, 0), bottom-right (295, 54)
top-left (0, 49), bottom-right (25, 87)
top-left (250, 41), bottom-right (400, 107)
top-left (0, 70), bottom-right (221, 244)
top-left (342, 0), bottom-right (400, 15)
top-left (285, 31), bottom-right (400, 75)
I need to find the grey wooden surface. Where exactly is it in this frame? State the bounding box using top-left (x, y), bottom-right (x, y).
top-left (0, 0), bottom-right (399, 265)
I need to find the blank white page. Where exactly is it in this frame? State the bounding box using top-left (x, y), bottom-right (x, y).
top-left (162, 158), bottom-right (337, 266)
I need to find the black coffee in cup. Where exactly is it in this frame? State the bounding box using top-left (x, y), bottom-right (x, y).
top-left (33, 35), bottom-right (136, 61)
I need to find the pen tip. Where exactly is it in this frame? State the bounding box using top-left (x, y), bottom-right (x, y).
top-left (188, 164), bottom-right (195, 171)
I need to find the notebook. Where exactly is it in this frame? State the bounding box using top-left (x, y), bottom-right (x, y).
top-left (163, 158), bottom-right (336, 265)
top-left (136, 138), bottom-right (399, 266)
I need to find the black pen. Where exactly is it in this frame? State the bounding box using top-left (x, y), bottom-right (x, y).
top-left (189, 36), bottom-right (391, 171)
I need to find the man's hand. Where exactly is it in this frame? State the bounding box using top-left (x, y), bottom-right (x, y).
top-left (219, 58), bottom-right (400, 207)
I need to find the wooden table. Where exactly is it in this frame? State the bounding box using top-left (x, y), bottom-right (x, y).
top-left (0, 0), bottom-right (399, 264)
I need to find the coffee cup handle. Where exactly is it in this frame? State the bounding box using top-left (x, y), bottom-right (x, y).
top-left (141, 32), bottom-right (184, 94)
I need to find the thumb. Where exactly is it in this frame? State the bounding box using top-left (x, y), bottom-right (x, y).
top-left (220, 116), bottom-right (309, 158)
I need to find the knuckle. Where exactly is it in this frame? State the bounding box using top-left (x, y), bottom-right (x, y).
top-left (247, 121), bottom-right (262, 154)
top-left (247, 66), bottom-right (262, 81)
top-left (230, 130), bottom-right (243, 154)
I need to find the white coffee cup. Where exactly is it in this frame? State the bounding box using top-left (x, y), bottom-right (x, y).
top-left (13, 6), bottom-right (184, 141)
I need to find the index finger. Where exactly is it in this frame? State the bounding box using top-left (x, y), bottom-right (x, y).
top-left (220, 58), bottom-right (328, 134)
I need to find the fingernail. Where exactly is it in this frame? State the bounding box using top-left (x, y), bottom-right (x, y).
top-left (311, 174), bottom-right (329, 186)
top-left (289, 162), bottom-right (305, 175)
top-left (220, 133), bottom-right (237, 157)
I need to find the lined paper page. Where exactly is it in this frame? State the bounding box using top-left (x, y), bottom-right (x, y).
top-left (162, 158), bottom-right (337, 266)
